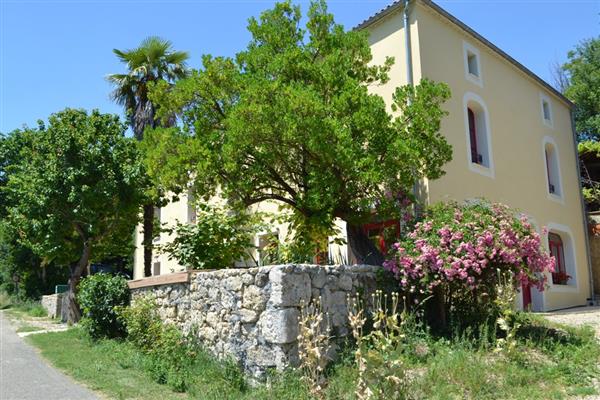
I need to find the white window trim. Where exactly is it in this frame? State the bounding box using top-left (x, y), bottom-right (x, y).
top-left (546, 223), bottom-right (579, 292)
top-left (540, 93), bottom-right (554, 128)
top-left (463, 92), bottom-right (494, 178)
top-left (542, 136), bottom-right (564, 204)
top-left (463, 41), bottom-right (483, 87)
top-left (255, 230), bottom-right (280, 267)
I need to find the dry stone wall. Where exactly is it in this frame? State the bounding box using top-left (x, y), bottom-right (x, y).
top-left (41, 293), bottom-right (64, 319)
top-left (130, 264), bottom-right (380, 377)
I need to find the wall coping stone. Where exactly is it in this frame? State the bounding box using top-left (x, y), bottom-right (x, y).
top-left (128, 270), bottom-right (192, 289)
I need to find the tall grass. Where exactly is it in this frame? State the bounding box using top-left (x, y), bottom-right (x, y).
top-left (0, 291), bottom-right (12, 309)
top-left (4, 295), bottom-right (48, 317)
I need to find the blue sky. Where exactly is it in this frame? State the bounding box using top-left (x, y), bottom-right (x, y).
top-left (1, 0), bottom-right (598, 133)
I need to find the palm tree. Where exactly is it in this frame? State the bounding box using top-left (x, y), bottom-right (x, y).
top-left (108, 36), bottom-right (189, 277)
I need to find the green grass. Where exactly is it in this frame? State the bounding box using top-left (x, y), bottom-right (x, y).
top-left (28, 328), bottom-right (312, 400)
top-left (14, 301), bottom-right (48, 317)
top-left (2, 296), bottom-right (48, 317)
top-left (27, 316), bottom-right (600, 400)
top-left (16, 324), bottom-right (45, 333)
top-left (0, 291), bottom-right (12, 309)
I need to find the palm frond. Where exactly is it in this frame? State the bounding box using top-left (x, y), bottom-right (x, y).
top-left (109, 36), bottom-right (190, 133)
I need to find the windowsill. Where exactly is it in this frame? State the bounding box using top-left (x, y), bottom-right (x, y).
top-left (542, 119), bottom-right (554, 129)
top-left (547, 192), bottom-right (565, 205)
top-left (466, 73), bottom-right (483, 87)
top-left (549, 283), bottom-right (578, 293)
top-left (468, 161), bottom-right (494, 178)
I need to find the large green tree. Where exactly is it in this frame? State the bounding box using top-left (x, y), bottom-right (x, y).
top-left (562, 37), bottom-right (599, 141)
top-left (3, 109), bottom-right (145, 322)
top-left (0, 221), bottom-right (69, 300)
top-left (107, 36), bottom-right (189, 277)
top-left (144, 1), bottom-right (452, 264)
top-left (0, 130), bottom-right (69, 300)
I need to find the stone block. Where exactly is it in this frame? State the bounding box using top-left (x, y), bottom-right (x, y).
top-left (269, 268), bottom-right (311, 307)
top-left (258, 308), bottom-right (299, 344)
top-left (237, 308), bottom-right (259, 323)
top-left (311, 269), bottom-right (327, 288)
top-left (41, 293), bottom-right (64, 319)
top-left (338, 275), bottom-right (353, 291)
top-left (243, 285), bottom-right (267, 311)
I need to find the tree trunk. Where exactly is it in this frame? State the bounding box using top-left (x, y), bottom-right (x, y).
top-left (65, 242), bottom-right (92, 324)
top-left (426, 285), bottom-right (448, 334)
top-left (143, 204), bottom-right (154, 277)
top-left (346, 223), bottom-right (385, 266)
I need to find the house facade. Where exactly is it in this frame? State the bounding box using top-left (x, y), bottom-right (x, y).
top-left (133, 0), bottom-right (592, 311)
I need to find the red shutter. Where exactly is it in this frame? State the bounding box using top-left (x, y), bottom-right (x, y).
top-left (468, 108), bottom-right (479, 163)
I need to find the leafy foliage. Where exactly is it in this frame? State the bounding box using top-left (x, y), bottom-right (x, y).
top-left (2, 109), bottom-right (145, 321)
top-left (385, 201), bottom-right (555, 329)
top-left (143, 1), bottom-right (452, 258)
top-left (117, 297), bottom-right (212, 392)
top-left (1, 134), bottom-right (70, 300)
top-left (78, 273), bottom-right (130, 339)
top-left (108, 36), bottom-right (189, 141)
top-left (117, 296), bottom-right (164, 352)
top-left (578, 140), bottom-right (600, 209)
top-left (3, 109), bottom-right (144, 266)
top-left (108, 36), bottom-right (190, 278)
top-left (562, 37), bottom-right (600, 141)
top-left (0, 221), bottom-right (69, 300)
top-left (160, 204), bottom-right (262, 269)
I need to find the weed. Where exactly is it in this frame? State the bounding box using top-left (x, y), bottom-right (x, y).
top-left (297, 297), bottom-right (331, 397)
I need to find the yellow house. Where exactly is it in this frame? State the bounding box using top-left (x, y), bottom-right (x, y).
top-left (133, 0), bottom-right (593, 311)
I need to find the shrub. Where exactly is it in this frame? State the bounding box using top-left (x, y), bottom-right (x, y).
top-left (78, 273), bottom-right (130, 339)
top-left (12, 299), bottom-right (48, 317)
top-left (117, 296), bottom-right (203, 392)
top-left (116, 296), bottom-right (162, 351)
top-left (27, 303), bottom-right (48, 317)
top-left (161, 204), bottom-right (262, 269)
top-left (384, 201), bottom-right (555, 330)
top-left (0, 291), bottom-right (11, 309)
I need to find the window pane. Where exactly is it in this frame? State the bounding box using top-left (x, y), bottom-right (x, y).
top-left (467, 53), bottom-right (479, 76)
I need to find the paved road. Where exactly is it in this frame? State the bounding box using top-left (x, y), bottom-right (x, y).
top-left (0, 311), bottom-right (98, 400)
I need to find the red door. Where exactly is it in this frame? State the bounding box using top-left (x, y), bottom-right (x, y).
top-left (522, 283), bottom-right (532, 310)
top-left (362, 220), bottom-right (401, 254)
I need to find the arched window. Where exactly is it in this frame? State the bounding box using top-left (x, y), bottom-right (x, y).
top-left (547, 225), bottom-right (577, 288)
top-left (464, 93), bottom-right (493, 174)
top-left (548, 233), bottom-right (568, 285)
top-left (543, 138), bottom-right (562, 198)
top-left (467, 108), bottom-right (480, 164)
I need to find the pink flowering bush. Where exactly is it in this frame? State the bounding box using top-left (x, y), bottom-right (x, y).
top-left (383, 201), bottom-right (555, 330)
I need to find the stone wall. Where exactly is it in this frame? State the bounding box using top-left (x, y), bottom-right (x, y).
top-left (41, 293), bottom-right (64, 319)
top-left (130, 264), bottom-right (380, 377)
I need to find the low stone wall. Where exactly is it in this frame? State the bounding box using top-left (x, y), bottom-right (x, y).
top-left (130, 264), bottom-right (380, 377)
top-left (41, 293), bottom-right (64, 319)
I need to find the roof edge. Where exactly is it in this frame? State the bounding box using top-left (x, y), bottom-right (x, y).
top-left (354, 0), bottom-right (573, 108)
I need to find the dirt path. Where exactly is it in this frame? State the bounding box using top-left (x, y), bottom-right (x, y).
top-left (543, 306), bottom-right (600, 338)
top-left (3, 309), bottom-right (69, 337)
